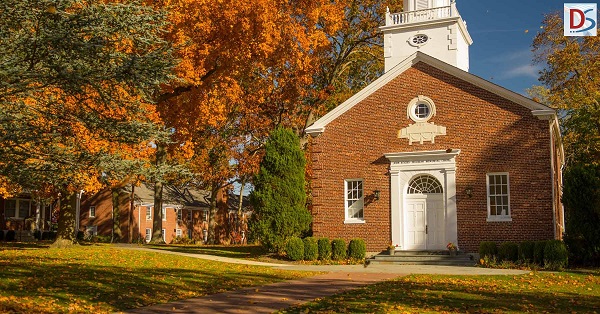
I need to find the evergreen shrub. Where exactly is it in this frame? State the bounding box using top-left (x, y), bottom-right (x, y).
top-left (303, 237), bottom-right (318, 261)
top-left (331, 238), bottom-right (347, 260)
top-left (498, 242), bottom-right (519, 262)
top-left (479, 241), bottom-right (497, 258)
top-left (348, 238), bottom-right (366, 260)
top-left (534, 240), bottom-right (548, 265)
top-left (544, 240), bottom-right (569, 270)
top-left (286, 237), bottom-right (304, 261)
top-left (518, 241), bottom-right (535, 263)
top-left (317, 238), bottom-right (331, 260)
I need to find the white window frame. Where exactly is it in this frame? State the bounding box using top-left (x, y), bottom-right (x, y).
top-left (146, 206), bottom-right (152, 220)
top-left (203, 210), bottom-right (209, 222)
top-left (344, 179), bottom-right (365, 224)
top-left (176, 208), bottom-right (182, 222)
top-left (89, 206), bottom-right (96, 218)
top-left (145, 228), bottom-right (152, 243)
top-left (161, 229), bottom-right (166, 242)
top-left (4, 198), bottom-right (31, 219)
top-left (162, 207), bottom-right (167, 221)
top-left (176, 229), bottom-right (182, 238)
top-left (486, 172), bottom-right (512, 222)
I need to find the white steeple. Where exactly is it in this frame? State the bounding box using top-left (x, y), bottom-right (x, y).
top-left (381, 0), bottom-right (473, 72)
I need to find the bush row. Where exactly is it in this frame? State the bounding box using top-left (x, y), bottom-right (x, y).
top-left (0, 230), bottom-right (58, 241)
top-left (479, 240), bottom-right (568, 270)
top-left (285, 237), bottom-right (366, 261)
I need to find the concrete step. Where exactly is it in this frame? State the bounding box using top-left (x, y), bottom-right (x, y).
top-left (368, 251), bottom-right (476, 266)
top-left (15, 230), bottom-right (36, 242)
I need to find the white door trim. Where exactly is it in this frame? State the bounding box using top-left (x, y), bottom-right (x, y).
top-left (385, 149), bottom-right (459, 250)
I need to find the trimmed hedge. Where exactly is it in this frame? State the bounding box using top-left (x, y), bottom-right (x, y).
top-left (479, 241), bottom-right (497, 258)
top-left (534, 240), bottom-right (548, 265)
top-left (348, 238), bottom-right (366, 260)
top-left (518, 241), bottom-right (535, 263)
top-left (498, 242), bottom-right (519, 262)
top-left (303, 237), bottom-right (318, 261)
top-left (286, 237), bottom-right (304, 261)
top-left (317, 238), bottom-right (331, 260)
top-left (331, 238), bottom-right (347, 260)
top-left (544, 240), bottom-right (568, 270)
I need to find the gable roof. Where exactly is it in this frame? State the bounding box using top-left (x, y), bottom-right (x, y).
top-left (305, 52), bottom-right (555, 136)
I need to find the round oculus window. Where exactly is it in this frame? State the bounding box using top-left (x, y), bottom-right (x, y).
top-left (406, 96), bottom-right (436, 122)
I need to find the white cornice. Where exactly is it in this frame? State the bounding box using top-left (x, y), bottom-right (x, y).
top-left (385, 149), bottom-right (461, 163)
top-left (305, 52), bottom-right (555, 136)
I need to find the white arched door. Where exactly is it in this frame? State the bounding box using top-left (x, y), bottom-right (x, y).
top-left (404, 175), bottom-right (445, 250)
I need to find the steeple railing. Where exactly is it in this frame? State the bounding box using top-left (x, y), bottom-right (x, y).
top-left (386, 2), bottom-right (458, 26)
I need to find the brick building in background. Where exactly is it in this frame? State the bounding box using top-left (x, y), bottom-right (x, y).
top-left (78, 184), bottom-right (251, 244)
top-left (306, 0), bottom-right (564, 252)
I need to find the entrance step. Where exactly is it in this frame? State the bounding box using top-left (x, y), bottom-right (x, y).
top-left (15, 230), bottom-right (36, 242)
top-left (367, 250), bottom-right (476, 266)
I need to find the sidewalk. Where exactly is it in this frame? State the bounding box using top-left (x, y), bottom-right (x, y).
top-left (116, 245), bottom-right (529, 313)
top-left (123, 272), bottom-right (399, 314)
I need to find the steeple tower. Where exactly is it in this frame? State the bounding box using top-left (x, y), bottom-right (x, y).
top-left (381, 0), bottom-right (473, 72)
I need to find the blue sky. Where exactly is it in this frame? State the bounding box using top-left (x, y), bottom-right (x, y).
top-left (456, 0), bottom-right (584, 95)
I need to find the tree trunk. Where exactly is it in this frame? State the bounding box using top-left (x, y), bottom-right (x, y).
top-left (128, 184), bottom-right (135, 243)
top-left (53, 193), bottom-right (77, 247)
top-left (111, 188), bottom-right (122, 243)
top-left (151, 143), bottom-right (166, 243)
top-left (207, 184), bottom-right (219, 244)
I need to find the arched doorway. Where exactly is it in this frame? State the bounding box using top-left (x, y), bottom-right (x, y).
top-left (404, 174), bottom-right (445, 250)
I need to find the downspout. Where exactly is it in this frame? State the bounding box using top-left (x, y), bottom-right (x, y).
top-left (549, 118), bottom-right (557, 239)
top-left (138, 204), bottom-right (141, 241)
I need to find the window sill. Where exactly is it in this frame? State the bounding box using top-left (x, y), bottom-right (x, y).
top-left (487, 216), bottom-right (512, 222)
top-left (344, 219), bottom-right (365, 224)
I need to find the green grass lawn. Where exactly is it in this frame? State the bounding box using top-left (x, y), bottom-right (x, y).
top-left (280, 272), bottom-right (600, 313)
top-left (0, 243), bottom-right (316, 313)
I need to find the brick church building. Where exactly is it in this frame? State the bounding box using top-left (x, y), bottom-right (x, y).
top-left (306, 0), bottom-right (564, 252)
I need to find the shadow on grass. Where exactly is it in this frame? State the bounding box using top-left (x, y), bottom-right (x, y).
top-left (0, 246), bottom-right (308, 313)
top-left (281, 274), bottom-right (600, 313)
top-left (148, 244), bottom-right (270, 259)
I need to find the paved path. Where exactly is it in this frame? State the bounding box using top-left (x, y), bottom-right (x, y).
top-left (116, 245), bottom-right (529, 313)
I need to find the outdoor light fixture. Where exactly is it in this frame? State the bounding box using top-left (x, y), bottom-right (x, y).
top-left (465, 187), bottom-right (473, 198)
top-left (374, 190), bottom-right (380, 201)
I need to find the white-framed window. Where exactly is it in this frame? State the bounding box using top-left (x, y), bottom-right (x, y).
top-left (146, 206), bottom-right (152, 220)
top-left (145, 228), bottom-right (152, 243)
top-left (487, 172), bottom-right (511, 221)
top-left (4, 199), bottom-right (31, 219)
top-left (407, 95), bottom-right (436, 123)
top-left (203, 210), bottom-right (209, 222)
top-left (89, 206), bottom-right (96, 218)
top-left (162, 207), bottom-right (167, 221)
top-left (176, 229), bottom-right (182, 238)
top-left (176, 208), bottom-right (182, 221)
top-left (161, 229), bottom-right (166, 242)
top-left (344, 179), bottom-right (365, 223)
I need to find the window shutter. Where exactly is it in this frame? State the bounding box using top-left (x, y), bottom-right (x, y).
top-left (416, 0), bottom-right (429, 10)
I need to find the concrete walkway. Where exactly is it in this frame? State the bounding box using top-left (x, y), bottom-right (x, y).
top-left (116, 246), bottom-right (529, 313)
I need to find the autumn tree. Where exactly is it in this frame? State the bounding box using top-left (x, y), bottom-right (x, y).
top-left (249, 127), bottom-right (311, 253)
top-left (532, 12), bottom-right (600, 164)
top-left (147, 0), bottom-right (343, 243)
top-left (0, 0), bottom-right (174, 245)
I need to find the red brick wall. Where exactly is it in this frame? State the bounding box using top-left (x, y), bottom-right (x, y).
top-left (309, 62), bottom-right (556, 252)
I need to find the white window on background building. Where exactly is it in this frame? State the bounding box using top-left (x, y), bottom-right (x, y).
top-left (145, 228), bottom-right (151, 243)
top-left (89, 206), bottom-right (96, 218)
top-left (161, 229), bottom-right (166, 242)
top-left (176, 229), bottom-right (182, 238)
top-left (177, 208), bottom-right (182, 221)
top-left (487, 172), bottom-right (511, 221)
top-left (146, 206), bottom-right (152, 220)
top-left (162, 207), bottom-right (167, 221)
top-left (344, 179), bottom-right (364, 223)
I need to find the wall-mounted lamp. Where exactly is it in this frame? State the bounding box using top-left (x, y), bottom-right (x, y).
top-left (465, 187), bottom-right (473, 198)
top-left (373, 190), bottom-right (380, 201)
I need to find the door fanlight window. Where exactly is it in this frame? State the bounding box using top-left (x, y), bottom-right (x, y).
top-left (407, 175), bottom-right (443, 194)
